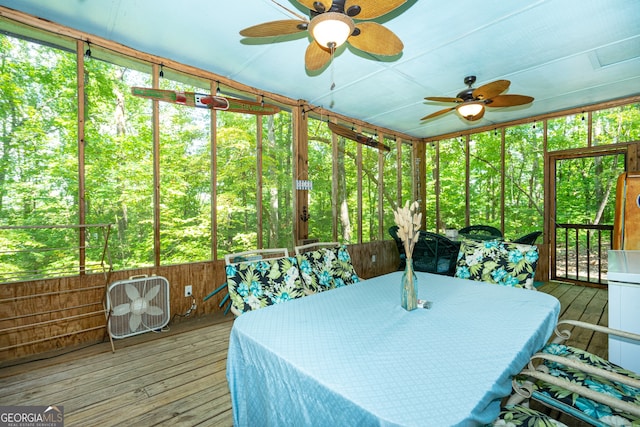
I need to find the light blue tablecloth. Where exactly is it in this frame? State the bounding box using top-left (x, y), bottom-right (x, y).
top-left (227, 271), bottom-right (560, 426)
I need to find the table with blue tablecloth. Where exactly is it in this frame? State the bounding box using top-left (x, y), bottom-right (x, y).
top-left (226, 271), bottom-right (560, 426)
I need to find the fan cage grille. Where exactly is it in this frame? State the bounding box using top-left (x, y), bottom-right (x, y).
top-left (106, 276), bottom-right (171, 339)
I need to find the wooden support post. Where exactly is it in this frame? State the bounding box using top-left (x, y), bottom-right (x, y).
top-left (77, 40), bottom-right (86, 273)
top-left (331, 118), bottom-right (339, 242)
top-left (256, 114), bottom-right (263, 248)
top-left (294, 101), bottom-right (309, 245)
top-left (377, 131), bottom-right (385, 241)
top-left (210, 81), bottom-right (218, 261)
top-left (152, 64), bottom-right (161, 267)
top-left (628, 142), bottom-right (639, 172)
top-left (414, 141), bottom-right (426, 230)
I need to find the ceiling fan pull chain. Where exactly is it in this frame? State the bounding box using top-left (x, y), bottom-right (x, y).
top-left (330, 44), bottom-right (336, 91)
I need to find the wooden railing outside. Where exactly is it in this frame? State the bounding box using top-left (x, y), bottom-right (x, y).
top-left (0, 224), bottom-right (113, 283)
top-left (0, 224), bottom-right (113, 359)
top-left (553, 223), bottom-right (613, 286)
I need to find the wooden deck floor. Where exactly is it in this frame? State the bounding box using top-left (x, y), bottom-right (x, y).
top-left (536, 281), bottom-right (608, 359)
top-left (0, 282), bottom-right (607, 427)
top-left (0, 315), bottom-right (236, 426)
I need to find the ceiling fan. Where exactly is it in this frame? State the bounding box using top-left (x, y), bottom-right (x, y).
top-left (240, 0), bottom-right (406, 71)
top-left (421, 76), bottom-right (534, 122)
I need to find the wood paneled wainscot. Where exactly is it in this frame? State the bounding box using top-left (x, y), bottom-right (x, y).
top-left (1, 240), bottom-right (398, 362)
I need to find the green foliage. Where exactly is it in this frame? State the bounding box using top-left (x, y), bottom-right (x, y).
top-left (504, 124), bottom-right (544, 239)
top-left (83, 58), bottom-right (154, 269)
top-left (593, 104), bottom-right (640, 144)
top-left (423, 144), bottom-right (437, 230)
top-left (158, 78), bottom-right (212, 265)
top-left (307, 119), bottom-right (334, 242)
top-left (548, 114), bottom-right (588, 151)
top-left (382, 139), bottom-right (398, 235)
top-left (439, 138), bottom-right (466, 229)
top-left (469, 131), bottom-right (501, 229)
top-left (361, 136), bottom-right (379, 242)
top-left (0, 37), bottom-right (78, 228)
top-left (1, 29), bottom-right (639, 282)
top-left (216, 113), bottom-right (259, 256)
top-left (262, 113), bottom-right (294, 250)
top-left (307, 119), bottom-right (367, 244)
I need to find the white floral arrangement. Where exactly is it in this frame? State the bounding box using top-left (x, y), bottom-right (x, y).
top-left (393, 201), bottom-right (422, 260)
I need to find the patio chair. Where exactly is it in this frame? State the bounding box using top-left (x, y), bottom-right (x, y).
top-left (510, 320), bottom-right (640, 426)
top-left (412, 231), bottom-right (459, 276)
top-left (458, 224), bottom-right (503, 240)
top-left (224, 247), bottom-right (290, 264)
top-left (294, 241), bottom-right (339, 256)
top-left (513, 230), bottom-right (542, 245)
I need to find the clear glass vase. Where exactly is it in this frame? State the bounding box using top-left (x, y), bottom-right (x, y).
top-left (401, 258), bottom-right (418, 311)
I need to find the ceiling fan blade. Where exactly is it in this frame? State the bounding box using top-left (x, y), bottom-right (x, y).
top-left (297, 0), bottom-right (332, 13)
top-left (240, 20), bottom-right (307, 38)
top-left (472, 79), bottom-right (510, 100)
top-left (425, 96), bottom-right (463, 103)
top-left (486, 94), bottom-right (534, 107)
top-left (328, 122), bottom-right (390, 151)
top-left (348, 22), bottom-right (403, 56)
top-left (421, 107), bottom-right (456, 121)
top-left (305, 42), bottom-right (331, 70)
top-left (344, 0), bottom-right (407, 19)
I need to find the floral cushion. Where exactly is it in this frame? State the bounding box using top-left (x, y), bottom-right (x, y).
top-left (297, 245), bottom-right (359, 293)
top-left (491, 404), bottom-right (567, 427)
top-left (454, 239), bottom-right (538, 289)
top-left (226, 256), bottom-right (305, 314)
top-left (530, 343), bottom-right (640, 426)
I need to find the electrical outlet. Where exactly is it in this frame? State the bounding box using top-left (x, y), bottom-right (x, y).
top-left (371, 254), bottom-right (377, 263)
top-left (184, 285), bottom-right (192, 297)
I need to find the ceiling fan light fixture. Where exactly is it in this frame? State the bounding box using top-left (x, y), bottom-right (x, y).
top-left (457, 102), bottom-right (484, 119)
top-left (309, 12), bottom-right (355, 49)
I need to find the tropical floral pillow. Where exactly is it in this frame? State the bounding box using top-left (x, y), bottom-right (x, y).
top-left (454, 239), bottom-right (538, 289)
top-left (297, 245), bottom-right (360, 293)
top-left (297, 249), bottom-right (332, 293)
top-left (226, 256), bottom-right (305, 315)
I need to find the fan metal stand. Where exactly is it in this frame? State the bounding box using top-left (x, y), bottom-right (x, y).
top-left (103, 302), bottom-right (115, 353)
top-left (464, 75), bottom-right (476, 86)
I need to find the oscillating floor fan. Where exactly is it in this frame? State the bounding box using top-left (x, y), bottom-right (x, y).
top-left (105, 275), bottom-right (170, 348)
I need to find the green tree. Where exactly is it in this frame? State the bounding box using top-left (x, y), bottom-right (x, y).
top-left (0, 35), bottom-right (79, 278)
top-left (262, 111), bottom-right (294, 249)
top-left (216, 112), bottom-right (258, 255)
top-left (83, 56), bottom-right (154, 269)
